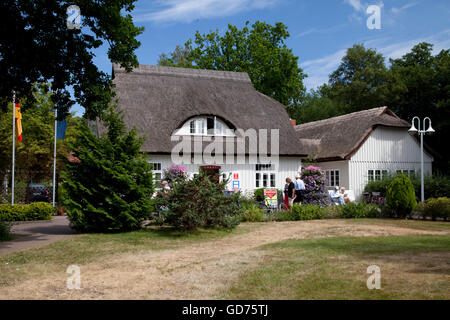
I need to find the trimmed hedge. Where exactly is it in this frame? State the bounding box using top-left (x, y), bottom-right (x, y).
top-left (0, 202), bottom-right (54, 222)
top-left (275, 204), bottom-right (327, 221)
top-left (365, 174), bottom-right (450, 199)
top-left (337, 202), bottom-right (380, 219)
top-left (416, 197), bottom-right (450, 221)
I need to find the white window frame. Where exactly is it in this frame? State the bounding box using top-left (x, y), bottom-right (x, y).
top-left (177, 116), bottom-right (234, 136)
top-left (325, 169), bottom-right (340, 187)
top-left (367, 169), bottom-right (390, 183)
top-left (149, 162), bottom-right (162, 183)
top-left (255, 164), bottom-right (276, 188)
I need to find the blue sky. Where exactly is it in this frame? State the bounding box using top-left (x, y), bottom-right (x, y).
top-left (73, 0), bottom-right (450, 115)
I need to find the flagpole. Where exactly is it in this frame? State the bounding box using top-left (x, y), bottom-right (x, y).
top-left (11, 91), bottom-right (16, 205)
top-left (52, 108), bottom-right (57, 207)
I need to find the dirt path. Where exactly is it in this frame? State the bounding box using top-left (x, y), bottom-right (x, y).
top-left (0, 220), bottom-right (448, 299)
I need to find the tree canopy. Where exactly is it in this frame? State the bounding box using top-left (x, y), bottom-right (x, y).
top-left (158, 21), bottom-right (306, 107)
top-left (0, 0), bottom-right (143, 119)
top-left (0, 84), bottom-right (81, 182)
top-left (290, 42), bottom-right (449, 172)
top-left (326, 44), bottom-right (389, 114)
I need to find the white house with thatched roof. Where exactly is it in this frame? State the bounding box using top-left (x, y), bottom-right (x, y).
top-left (295, 107), bottom-right (433, 200)
top-left (107, 64), bottom-right (307, 194)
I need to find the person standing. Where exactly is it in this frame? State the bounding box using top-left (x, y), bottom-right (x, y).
top-left (284, 178), bottom-right (295, 209)
top-left (293, 174), bottom-right (305, 204)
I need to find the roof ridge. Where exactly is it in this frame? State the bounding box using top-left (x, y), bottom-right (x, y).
top-left (294, 107), bottom-right (388, 130)
top-left (113, 63), bottom-right (252, 83)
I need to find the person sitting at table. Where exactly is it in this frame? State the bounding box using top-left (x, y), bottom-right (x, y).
top-left (331, 186), bottom-right (344, 205)
top-left (340, 187), bottom-right (352, 204)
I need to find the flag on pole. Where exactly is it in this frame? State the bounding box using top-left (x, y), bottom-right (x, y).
top-left (15, 103), bottom-right (22, 142)
top-left (56, 109), bottom-right (67, 140)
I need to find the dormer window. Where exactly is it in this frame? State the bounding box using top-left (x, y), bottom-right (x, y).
top-left (176, 116), bottom-right (234, 136)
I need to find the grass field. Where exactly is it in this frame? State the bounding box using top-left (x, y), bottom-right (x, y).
top-left (0, 219), bottom-right (448, 299)
top-left (223, 235), bottom-right (450, 299)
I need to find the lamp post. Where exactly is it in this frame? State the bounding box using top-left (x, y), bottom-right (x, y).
top-left (408, 116), bottom-right (435, 203)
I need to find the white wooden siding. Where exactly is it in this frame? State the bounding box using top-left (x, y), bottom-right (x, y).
top-left (147, 154), bottom-right (302, 195)
top-left (315, 160), bottom-right (350, 191)
top-left (349, 127), bottom-right (433, 199)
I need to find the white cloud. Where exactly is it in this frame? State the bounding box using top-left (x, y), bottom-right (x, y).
top-left (301, 49), bottom-right (347, 89)
top-left (301, 29), bottom-right (450, 90)
top-left (345, 0), bottom-right (364, 12)
top-left (391, 2), bottom-right (419, 14)
top-left (134, 0), bottom-right (277, 23)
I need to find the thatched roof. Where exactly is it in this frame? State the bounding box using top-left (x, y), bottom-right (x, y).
top-left (108, 64), bottom-right (306, 156)
top-left (294, 107), bottom-right (410, 161)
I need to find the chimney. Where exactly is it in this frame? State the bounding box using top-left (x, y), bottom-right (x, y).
top-left (290, 119), bottom-right (297, 127)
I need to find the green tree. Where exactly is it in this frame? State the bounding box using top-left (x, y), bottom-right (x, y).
top-left (388, 43), bottom-right (450, 172)
top-left (0, 84), bottom-right (80, 183)
top-left (288, 88), bottom-right (341, 124)
top-left (158, 44), bottom-right (193, 68)
top-left (0, 0), bottom-right (143, 119)
top-left (158, 21), bottom-right (306, 107)
top-left (61, 107), bottom-right (153, 232)
top-left (327, 44), bottom-right (389, 113)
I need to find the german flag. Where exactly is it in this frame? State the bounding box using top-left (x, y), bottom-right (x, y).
top-left (15, 103), bottom-right (22, 142)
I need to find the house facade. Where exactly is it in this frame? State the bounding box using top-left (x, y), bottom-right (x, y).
top-left (295, 107), bottom-right (433, 200)
top-left (106, 64), bottom-right (307, 194)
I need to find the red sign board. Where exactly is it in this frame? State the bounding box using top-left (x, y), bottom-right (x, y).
top-left (264, 189), bottom-right (277, 198)
top-left (233, 173), bottom-right (239, 180)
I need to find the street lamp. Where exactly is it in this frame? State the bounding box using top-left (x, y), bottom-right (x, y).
top-left (408, 116), bottom-right (435, 202)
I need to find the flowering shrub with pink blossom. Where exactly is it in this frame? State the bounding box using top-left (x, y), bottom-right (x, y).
top-left (163, 164), bottom-right (188, 186)
top-left (301, 166), bottom-right (330, 207)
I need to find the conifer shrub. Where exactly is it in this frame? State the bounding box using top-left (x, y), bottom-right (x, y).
top-left (61, 109), bottom-right (153, 232)
top-left (386, 174), bottom-right (417, 218)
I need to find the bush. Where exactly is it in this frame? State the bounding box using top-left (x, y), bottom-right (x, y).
top-left (154, 173), bottom-right (241, 230)
top-left (0, 219), bottom-right (12, 241)
top-left (386, 175), bottom-right (417, 218)
top-left (301, 166), bottom-right (329, 206)
top-left (365, 173), bottom-right (450, 199)
top-left (337, 202), bottom-right (380, 219)
top-left (0, 202), bottom-right (54, 221)
top-left (275, 204), bottom-right (326, 221)
top-left (420, 197), bottom-right (450, 221)
top-left (61, 109), bottom-right (154, 232)
top-left (413, 175), bottom-right (450, 199)
top-left (240, 203), bottom-right (265, 222)
top-left (253, 188), bottom-right (265, 202)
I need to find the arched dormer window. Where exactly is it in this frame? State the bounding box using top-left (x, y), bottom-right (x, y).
top-left (175, 116), bottom-right (235, 136)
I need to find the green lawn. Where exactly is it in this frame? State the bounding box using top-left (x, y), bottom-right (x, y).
top-left (222, 235), bottom-right (450, 300)
top-left (346, 218), bottom-right (450, 232)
